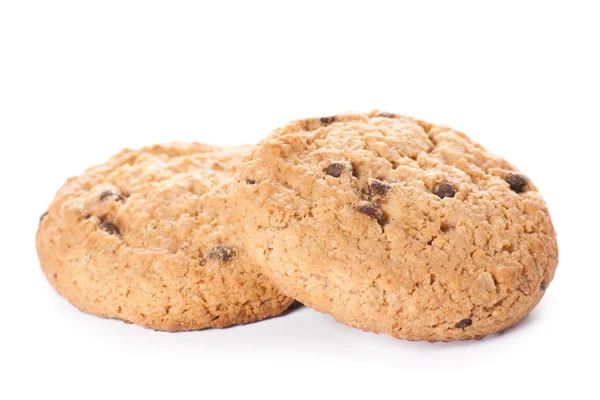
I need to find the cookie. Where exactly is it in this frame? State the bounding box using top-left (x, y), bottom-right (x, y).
top-left (36, 142), bottom-right (293, 331)
top-left (231, 111), bottom-right (558, 341)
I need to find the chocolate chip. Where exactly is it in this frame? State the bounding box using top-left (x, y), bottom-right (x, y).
top-left (540, 280), bottom-right (547, 291)
top-left (320, 116), bottom-right (336, 125)
top-left (505, 174), bottom-right (528, 193)
top-left (39, 211), bottom-right (49, 225)
top-left (99, 221), bottom-right (119, 235)
top-left (99, 190), bottom-right (124, 202)
top-left (376, 112), bottom-right (395, 118)
top-left (455, 319), bottom-right (472, 328)
top-left (246, 179), bottom-right (256, 185)
top-left (369, 179), bottom-right (391, 196)
top-left (357, 202), bottom-right (384, 221)
top-left (435, 181), bottom-right (456, 199)
top-left (208, 246), bottom-right (235, 262)
top-left (324, 162), bottom-right (351, 178)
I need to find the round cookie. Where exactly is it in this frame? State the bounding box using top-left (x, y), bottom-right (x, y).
top-left (36, 142), bottom-right (293, 331)
top-left (231, 111), bottom-right (558, 341)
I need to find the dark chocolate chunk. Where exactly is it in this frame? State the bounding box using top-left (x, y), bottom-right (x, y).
top-left (540, 280), bottom-right (547, 291)
top-left (99, 190), bottom-right (124, 202)
top-left (99, 221), bottom-right (119, 235)
top-left (39, 211), bottom-right (49, 225)
top-left (376, 112), bottom-right (395, 118)
top-left (435, 181), bottom-right (456, 199)
top-left (455, 319), bottom-right (473, 329)
top-left (357, 202), bottom-right (384, 221)
top-left (369, 179), bottom-right (391, 196)
top-left (320, 116), bottom-right (336, 125)
top-left (246, 179), bottom-right (256, 185)
top-left (505, 174), bottom-right (528, 193)
top-left (325, 162), bottom-right (351, 178)
top-left (208, 246), bottom-right (235, 262)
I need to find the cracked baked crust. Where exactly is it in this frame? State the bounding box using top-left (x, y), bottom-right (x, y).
top-left (36, 142), bottom-right (293, 331)
top-left (231, 111), bottom-right (558, 341)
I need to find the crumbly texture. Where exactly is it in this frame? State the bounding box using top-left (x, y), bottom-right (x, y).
top-left (231, 111), bottom-right (558, 341)
top-left (36, 142), bottom-right (293, 331)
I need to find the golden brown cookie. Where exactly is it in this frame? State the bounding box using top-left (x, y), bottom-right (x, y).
top-left (231, 111), bottom-right (558, 341)
top-left (36, 142), bottom-right (293, 331)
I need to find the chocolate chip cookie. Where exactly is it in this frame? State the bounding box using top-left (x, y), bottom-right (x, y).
top-left (231, 111), bottom-right (558, 341)
top-left (36, 142), bottom-right (293, 331)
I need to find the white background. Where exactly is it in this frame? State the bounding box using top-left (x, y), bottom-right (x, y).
top-left (1, 1), bottom-right (598, 399)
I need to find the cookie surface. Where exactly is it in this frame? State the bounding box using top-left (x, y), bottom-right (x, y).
top-left (231, 111), bottom-right (558, 341)
top-left (36, 142), bottom-right (293, 331)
